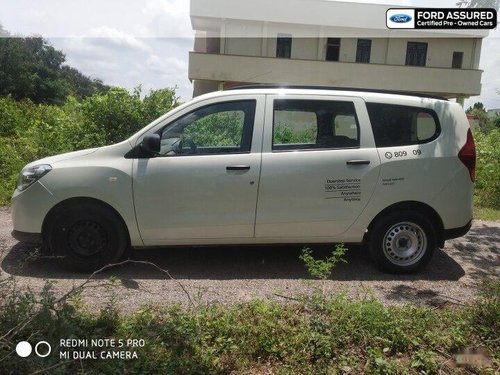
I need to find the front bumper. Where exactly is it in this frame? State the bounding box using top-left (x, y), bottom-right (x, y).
top-left (11, 181), bottom-right (57, 234)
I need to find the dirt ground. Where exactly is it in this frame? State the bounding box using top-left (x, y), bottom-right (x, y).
top-left (0, 206), bottom-right (498, 311)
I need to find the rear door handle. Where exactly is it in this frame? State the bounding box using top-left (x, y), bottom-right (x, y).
top-left (346, 160), bottom-right (370, 165)
top-left (226, 165), bottom-right (251, 171)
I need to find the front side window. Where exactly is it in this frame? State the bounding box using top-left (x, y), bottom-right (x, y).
top-left (405, 42), bottom-right (428, 66)
top-left (160, 100), bottom-right (256, 156)
top-left (273, 99), bottom-right (360, 151)
top-left (366, 103), bottom-right (440, 147)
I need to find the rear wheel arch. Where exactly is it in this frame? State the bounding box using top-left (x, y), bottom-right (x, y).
top-left (364, 201), bottom-right (445, 273)
top-left (366, 201), bottom-right (444, 240)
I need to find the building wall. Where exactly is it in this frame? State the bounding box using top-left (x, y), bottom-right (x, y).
top-left (189, 52), bottom-right (482, 96)
top-left (220, 35), bottom-right (479, 70)
top-left (190, 0), bottom-right (485, 98)
top-left (291, 38), bottom-right (319, 60)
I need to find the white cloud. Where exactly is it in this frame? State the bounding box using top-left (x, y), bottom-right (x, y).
top-left (137, 0), bottom-right (192, 38)
top-left (86, 27), bottom-right (153, 52)
top-left (147, 54), bottom-right (186, 75)
top-left (50, 37), bottom-right (193, 100)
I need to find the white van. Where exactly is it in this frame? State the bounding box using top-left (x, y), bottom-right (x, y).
top-left (11, 88), bottom-right (475, 273)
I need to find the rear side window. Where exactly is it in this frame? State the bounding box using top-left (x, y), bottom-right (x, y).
top-left (273, 99), bottom-right (360, 151)
top-left (366, 103), bottom-right (440, 147)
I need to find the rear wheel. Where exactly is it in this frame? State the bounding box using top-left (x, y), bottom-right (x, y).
top-left (46, 203), bottom-right (128, 272)
top-left (369, 211), bottom-right (436, 273)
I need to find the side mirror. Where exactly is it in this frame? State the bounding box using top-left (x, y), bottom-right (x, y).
top-left (141, 134), bottom-right (161, 154)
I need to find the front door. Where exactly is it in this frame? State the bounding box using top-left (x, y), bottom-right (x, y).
top-left (133, 97), bottom-right (264, 245)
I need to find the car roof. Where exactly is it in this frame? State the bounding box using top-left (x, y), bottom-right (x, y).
top-left (194, 86), bottom-right (449, 105)
top-left (226, 85), bottom-right (448, 101)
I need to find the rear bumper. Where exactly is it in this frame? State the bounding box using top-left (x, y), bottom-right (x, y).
top-left (11, 230), bottom-right (42, 244)
top-left (443, 220), bottom-right (472, 241)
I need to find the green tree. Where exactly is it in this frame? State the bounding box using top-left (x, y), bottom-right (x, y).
top-left (466, 102), bottom-right (489, 131)
top-left (0, 37), bottom-right (68, 104)
top-left (142, 87), bottom-right (180, 123)
top-left (60, 66), bottom-right (110, 100)
top-left (0, 28), bottom-right (109, 104)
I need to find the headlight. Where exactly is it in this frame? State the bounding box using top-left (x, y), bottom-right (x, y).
top-left (17, 164), bottom-right (52, 191)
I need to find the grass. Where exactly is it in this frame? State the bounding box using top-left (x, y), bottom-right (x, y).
top-left (0, 278), bottom-right (498, 374)
top-left (474, 206), bottom-right (500, 221)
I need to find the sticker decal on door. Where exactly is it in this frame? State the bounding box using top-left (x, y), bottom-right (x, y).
top-left (324, 178), bottom-right (361, 202)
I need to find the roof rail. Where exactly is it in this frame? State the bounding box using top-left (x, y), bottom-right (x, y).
top-left (224, 84), bottom-right (449, 101)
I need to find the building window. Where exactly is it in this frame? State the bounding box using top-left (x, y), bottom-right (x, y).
top-left (405, 42), bottom-right (427, 66)
top-left (326, 38), bottom-right (341, 61)
top-left (452, 51), bottom-right (463, 69)
top-left (356, 39), bottom-right (371, 63)
top-left (276, 34), bottom-right (292, 58)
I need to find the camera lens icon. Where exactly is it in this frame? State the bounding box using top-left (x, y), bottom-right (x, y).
top-left (16, 341), bottom-right (51, 357)
top-left (15, 341), bottom-right (32, 357)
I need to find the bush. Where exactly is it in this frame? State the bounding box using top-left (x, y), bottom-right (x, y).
top-left (0, 278), bottom-right (498, 374)
top-left (474, 127), bottom-right (500, 209)
top-left (0, 87), bottom-right (179, 205)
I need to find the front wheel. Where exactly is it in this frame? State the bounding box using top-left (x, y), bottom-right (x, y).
top-left (46, 203), bottom-right (128, 272)
top-left (368, 211), bottom-right (437, 274)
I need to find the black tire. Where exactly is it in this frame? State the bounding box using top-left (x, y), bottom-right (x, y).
top-left (46, 203), bottom-right (128, 272)
top-left (368, 210), bottom-right (436, 274)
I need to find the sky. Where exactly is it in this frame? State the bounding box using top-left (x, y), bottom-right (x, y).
top-left (0, 0), bottom-right (498, 109)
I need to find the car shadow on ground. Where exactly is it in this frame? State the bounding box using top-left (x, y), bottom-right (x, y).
top-left (2, 241), bottom-right (466, 281)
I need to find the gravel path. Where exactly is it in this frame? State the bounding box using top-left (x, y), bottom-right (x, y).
top-left (1, 206), bottom-right (498, 311)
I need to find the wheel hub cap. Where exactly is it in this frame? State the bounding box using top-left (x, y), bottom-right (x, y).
top-left (383, 222), bottom-right (427, 266)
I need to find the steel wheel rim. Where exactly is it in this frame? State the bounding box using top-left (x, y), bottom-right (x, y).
top-left (382, 221), bottom-right (427, 266)
top-left (67, 220), bottom-right (108, 257)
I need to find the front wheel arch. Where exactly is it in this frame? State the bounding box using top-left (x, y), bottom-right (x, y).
top-left (42, 197), bottom-right (131, 255)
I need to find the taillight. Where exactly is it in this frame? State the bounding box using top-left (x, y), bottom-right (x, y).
top-left (458, 128), bottom-right (476, 182)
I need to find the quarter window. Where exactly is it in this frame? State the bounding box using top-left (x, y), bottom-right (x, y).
top-left (273, 99), bottom-right (360, 151)
top-left (160, 100), bottom-right (256, 156)
top-left (366, 103), bottom-right (440, 147)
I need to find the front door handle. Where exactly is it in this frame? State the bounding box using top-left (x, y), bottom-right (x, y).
top-left (226, 165), bottom-right (251, 171)
top-left (346, 160), bottom-right (370, 165)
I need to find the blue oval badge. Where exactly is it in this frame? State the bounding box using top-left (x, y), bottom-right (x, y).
top-left (390, 14), bottom-right (412, 23)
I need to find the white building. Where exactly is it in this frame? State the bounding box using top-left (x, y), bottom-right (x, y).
top-left (189, 0), bottom-right (488, 103)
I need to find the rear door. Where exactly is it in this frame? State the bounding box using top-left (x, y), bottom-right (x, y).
top-left (255, 94), bottom-right (380, 239)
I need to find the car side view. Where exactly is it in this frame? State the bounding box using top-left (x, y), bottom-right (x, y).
top-left (11, 87), bottom-right (475, 273)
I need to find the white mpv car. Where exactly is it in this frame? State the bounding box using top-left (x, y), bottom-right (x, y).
top-left (11, 88), bottom-right (475, 273)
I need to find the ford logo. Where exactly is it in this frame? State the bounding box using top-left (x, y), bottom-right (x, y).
top-left (390, 14), bottom-right (412, 23)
